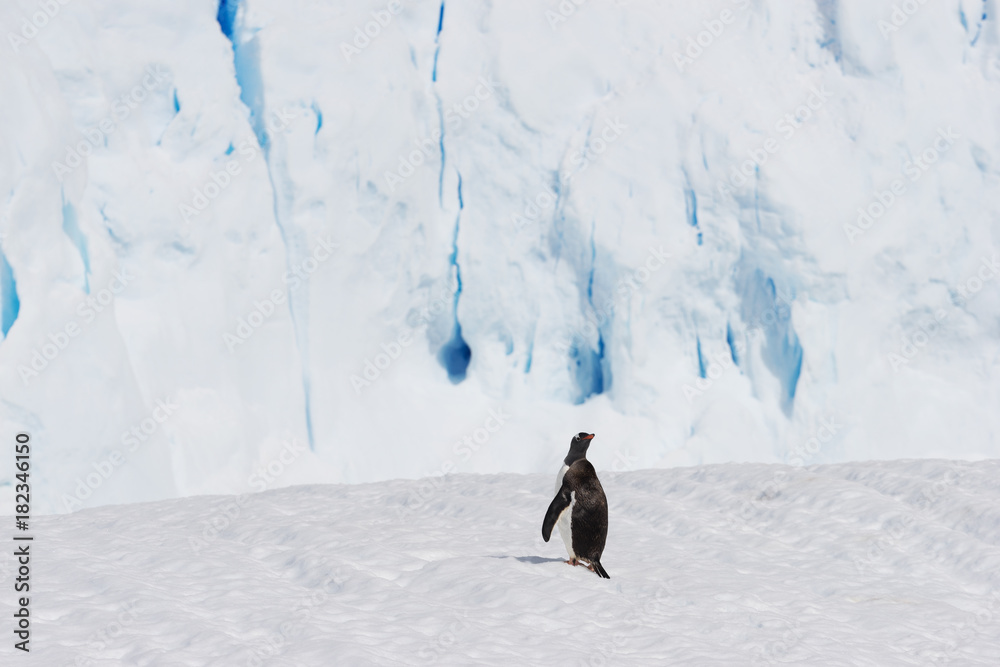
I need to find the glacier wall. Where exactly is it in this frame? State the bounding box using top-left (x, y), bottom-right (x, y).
top-left (1, 0), bottom-right (998, 513)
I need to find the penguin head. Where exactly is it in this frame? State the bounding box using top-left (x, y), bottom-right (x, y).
top-left (564, 432), bottom-right (595, 466)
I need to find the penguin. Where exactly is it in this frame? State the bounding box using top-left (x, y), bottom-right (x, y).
top-left (542, 432), bottom-right (610, 579)
top-left (553, 432), bottom-right (594, 548)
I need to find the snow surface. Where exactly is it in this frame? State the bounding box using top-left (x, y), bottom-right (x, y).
top-left (2, 459), bottom-right (999, 665)
top-left (1, 0), bottom-right (1000, 512)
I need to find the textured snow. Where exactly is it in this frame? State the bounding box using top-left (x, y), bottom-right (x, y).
top-left (2, 459), bottom-right (999, 665)
top-left (1, 0), bottom-right (1000, 512)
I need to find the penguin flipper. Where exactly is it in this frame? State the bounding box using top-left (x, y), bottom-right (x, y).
top-left (591, 560), bottom-right (610, 579)
top-left (542, 485), bottom-right (572, 542)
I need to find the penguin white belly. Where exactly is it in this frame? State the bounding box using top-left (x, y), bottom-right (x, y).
top-left (555, 464), bottom-right (569, 494)
top-left (556, 491), bottom-right (576, 559)
top-left (554, 464), bottom-right (572, 555)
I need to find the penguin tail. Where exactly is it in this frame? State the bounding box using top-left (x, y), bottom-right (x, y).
top-left (592, 560), bottom-right (610, 579)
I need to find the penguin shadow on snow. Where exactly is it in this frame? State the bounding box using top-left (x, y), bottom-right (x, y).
top-left (488, 555), bottom-right (566, 565)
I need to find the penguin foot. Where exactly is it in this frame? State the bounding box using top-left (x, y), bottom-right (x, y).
top-left (565, 558), bottom-right (580, 566)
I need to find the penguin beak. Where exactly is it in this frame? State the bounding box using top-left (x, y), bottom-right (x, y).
top-left (582, 433), bottom-right (595, 440)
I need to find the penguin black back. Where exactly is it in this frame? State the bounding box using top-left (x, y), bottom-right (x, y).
top-left (542, 458), bottom-right (610, 579)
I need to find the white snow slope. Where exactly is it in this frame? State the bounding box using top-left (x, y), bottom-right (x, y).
top-left (2, 0), bottom-right (1000, 513)
top-left (2, 459), bottom-right (999, 665)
